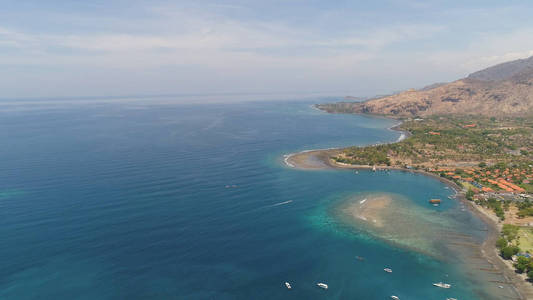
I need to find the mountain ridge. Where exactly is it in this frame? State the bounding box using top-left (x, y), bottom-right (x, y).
top-left (318, 56), bottom-right (533, 117)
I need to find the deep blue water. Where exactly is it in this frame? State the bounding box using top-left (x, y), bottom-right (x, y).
top-left (0, 99), bottom-right (501, 299)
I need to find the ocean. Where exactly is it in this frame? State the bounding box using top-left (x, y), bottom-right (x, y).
top-left (0, 98), bottom-right (510, 299)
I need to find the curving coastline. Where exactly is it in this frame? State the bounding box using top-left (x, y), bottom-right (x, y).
top-left (284, 115), bottom-right (533, 299)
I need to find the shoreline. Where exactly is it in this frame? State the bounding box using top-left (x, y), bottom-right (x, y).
top-left (284, 114), bottom-right (533, 299)
top-left (283, 118), bottom-right (410, 170)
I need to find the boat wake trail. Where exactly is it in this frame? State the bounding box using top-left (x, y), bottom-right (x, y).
top-left (270, 200), bottom-right (293, 207)
top-left (241, 200), bottom-right (294, 215)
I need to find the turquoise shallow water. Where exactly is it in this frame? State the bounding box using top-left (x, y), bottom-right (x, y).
top-left (0, 98), bottom-right (507, 299)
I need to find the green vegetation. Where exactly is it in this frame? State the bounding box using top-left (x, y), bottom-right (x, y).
top-left (502, 245), bottom-right (520, 259)
top-left (333, 115), bottom-right (533, 198)
top-left (465, 189), bottom-right (474, 201)
top-left (496, 224), bottom-right (533, 279)
top-left (336, 145), bottom-right (391, 166)
top-left (334, 115), bottom-right (533, 170)
top-left (497, 224), bottom-right (520, 259)
top-left (514, 256), bottom-right (531, 273)
top-left (483, 198), bottom-right (505, 220)
top-left (517, 200), bottom-right (533, 218)
top-left (503, 200), bottom-right (511, 211)
top-left (502, 224), bottom-right (520, 241)
top-left (496, 237), bottom-right (508, 249)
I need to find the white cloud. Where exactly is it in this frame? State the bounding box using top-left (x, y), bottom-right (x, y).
top-left (0, 20), bottom-right (446, 90)
top-left (1, 3), bottom-right (532, 98)
top-left (422, 28), bottom-right (533, 78)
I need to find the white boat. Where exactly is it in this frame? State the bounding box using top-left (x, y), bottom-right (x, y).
top-left (284, 282), bottom-right (291, 289)
top-left (391, 296), bottom-right (400, 300)
top-left (317, 282), bottom-right (328, 289)
top-left (446, 298), bottom-right (457, 300)
top-left (433, 282), bottom-right (451, 288)
top-left (360, 199), bottom-right (367, 204)
top-left (384, 268), bottom-right (392, 273)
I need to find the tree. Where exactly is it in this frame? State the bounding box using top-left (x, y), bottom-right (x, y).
top-left (528, 259), bottom-right (533, 271)
top-left (528, 270), bottom-right (533, 281)
top-left (518, 207), bottom-right (533, 218)
top-left (503, 200), bottom-right (511, 211)
top-left (501, 245), bottom-right (519, 259)
top-left (466, 189), bottom-right (474, 201)
top-left (496, 237), bottom-right (508, 249)
top-left (478, 162), bottom-right (487, 168)
top-left (502, 224), bottom-right (520, 242)
top-left (514, 256), bottom-right (530, 273)
top-left (487, 198), bottom-right (505, 220)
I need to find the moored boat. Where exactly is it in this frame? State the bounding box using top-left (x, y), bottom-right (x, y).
top-left (317, 282), bottom-right (328, 289)
top-left (429, 199), bottom-right (441, 204)
top-left (284, 282), bottom-right (291, 289)
top-left (391, 296), bottom-right (400, 300)
top-left (433, 282), bottom-right (451, 288)
top-left (384, 268), bottom-right (392, 273)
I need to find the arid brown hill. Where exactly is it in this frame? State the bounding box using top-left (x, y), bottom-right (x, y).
top-left (318, 56), bottom-right (533, 117)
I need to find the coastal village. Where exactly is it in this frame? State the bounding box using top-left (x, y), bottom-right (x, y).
top-left (429, 164), bottom-right (533, 281)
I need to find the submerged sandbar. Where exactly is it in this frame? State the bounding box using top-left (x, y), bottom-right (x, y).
top-left (334, 191), bottom-right (522, 299)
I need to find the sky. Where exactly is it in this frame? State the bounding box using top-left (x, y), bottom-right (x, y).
top-left (2, 0), bottom-right (533, 99)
